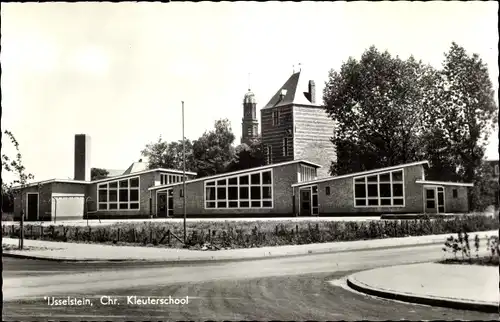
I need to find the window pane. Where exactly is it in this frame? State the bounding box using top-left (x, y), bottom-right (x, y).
top-left (426, 200), bottom-right (435, 208)
top-left (367, 184), bottom-right (378, 197)
top-left (228, 201), bottom-right (238, 208)
top-left (380, 183), bottom-right (391, 197)
top-left (437, 187), bottom-right (444, 192)
top-left (239, 187), bottom-right (249, 199)
top-left (239, 175), bottom-right (249, 185)
top-left (392, 170), bottom-right (403, 182)
top-left (130, 203), bottom-right (139, 209)
top-left (206, 181), bottom-right (215, 186)
top-left (262, 201), bottom-right (272, 208)
top-left (98, 184), bottom-right (107, 189)
top-left (98, 203), bottom-right (107, 210)
top-left (453, 189), bottom-right (458, 198)
top-left (240, 201), bottom-right (249, 208)
top-left (119, 180), bottom-right (128, 188)
top-left (312, 194), bottom-right (318, 207)
top-left (354, 177), bottom-right (365, 183)
top-left (355, 199), bottom-right (366, 206)
top-left (130, 189), bottom-right (139, 202)
top-left (380, 198), bottom-right (391, 206)
top-left (206, 187), bottom-right (215, 201)
top-left (368, 198), bottom-right (379, 206)
top-left (426, 189), bottom-right (434, 199)
top-left (119, 203), bottom-right (128, 210)
top-left (217, 201), bottom-right (227, 208)
top-left (312, 186), bottom-right (318, 194)
top-left (251, 186), bottom-right (261, 200)
top-left (206, 202), bottom-right (216, 209)
top-left (109, 182), bottom-right (118, 188)
top-left (228, 187), bottom-right (238, 200)
top-left (119, 189), bottom-right (128, 202)
top-left (130, 178), bottom-right (139, 187)
top-left (392, 184), bottom-right (403, 197)
top-left (109, 203), bottom-right (118, 210)
top-left (326, 186), bottom-right (330, 195)
top-left (228, 177), bottom-right (237, 185)
top-left (393, 198), bottom-right (404, 206)
top-left (367, 175), bottom-right (377, 182)
top-left (379, 173), bottom-right (390, 182)
top-left (109, 190), bottom-right (117, 202)
top-left (262, 186), bottom-right (272, 199)
top-left (98, 189), bottom-right (107, 202)
top-left (217, 179), bottom-right (226, 186)
top-left (262, 171), bottom-right (272, 184)
top-left (217, 187), bottom-right (226, 200)
top-left (251, 173), bottom-right (260, 185)
top-left (438, 206), bottom-right (445, 213)
top-left (251, 201), bottom-right (261, 207)
top-left (355, 184), bottom-right (366, 198)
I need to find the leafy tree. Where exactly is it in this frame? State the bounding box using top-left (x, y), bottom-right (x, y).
top-left (141, 137), bottom-right (196, 172)
top-left (324, 46), bottom-right (437, 175)
top-left (91, 168), bottom-right (109, 181)
top-left (1, 130), bottom-right (34, 249)
top-left (192, 119), bottom-right (236, 177)
top-left (226, 136), bottom-right (265, 172)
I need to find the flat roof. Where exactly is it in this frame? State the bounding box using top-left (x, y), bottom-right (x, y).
top-left (292, 160), bottom-right (430, 187)
top-left (12, 168), bottom-right (197, 190)
top-left (415, 180), bottom-right (474, 187)
top-left (149, 159), bottom-right (322, 191)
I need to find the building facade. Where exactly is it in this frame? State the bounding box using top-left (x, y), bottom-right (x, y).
top-left (241, 89), bottom-right (259, 145)
top-left (260, 71), bottom-right (336, 178)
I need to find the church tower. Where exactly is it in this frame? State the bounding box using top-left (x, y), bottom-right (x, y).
top-left (241, 88), bottom-right (259, 145)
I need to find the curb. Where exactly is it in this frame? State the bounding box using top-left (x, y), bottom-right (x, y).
top-left (1, 240), bottom-right (448, 263)
top-left (346, 275), bottom-right (499, 313)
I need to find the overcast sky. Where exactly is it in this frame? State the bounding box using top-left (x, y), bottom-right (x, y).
top-left (1, 1), bottom-right (498, 183)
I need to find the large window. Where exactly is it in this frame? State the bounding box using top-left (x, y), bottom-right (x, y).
top-left (205, 169), bottom-right (273, 209)
top-left (98, 177), bottom-right (140, 210)
top-left (353, 170), bottom-right (404, 207)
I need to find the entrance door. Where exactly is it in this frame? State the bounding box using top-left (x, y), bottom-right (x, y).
top-left (425, 186), bottom-right (445, 214)
top-left (27, 193), bottom-right (39, 221)
top-left (157, 190), bottom-right (174, 218)
top-left (300, 189), bottom-right (311, 216)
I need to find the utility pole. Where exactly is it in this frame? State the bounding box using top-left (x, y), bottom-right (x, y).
top-left (182, 101), bottom-right (187, 244)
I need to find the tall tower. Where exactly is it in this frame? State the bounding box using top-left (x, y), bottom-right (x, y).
top-left (241, 88), bottom-right (259, 145)
top-left (260, 70), bottom-right (336, 178)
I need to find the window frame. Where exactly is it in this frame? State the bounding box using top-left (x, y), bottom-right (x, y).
top-left (353, 169), bottom-right (405, 208)
top-left (204, 169), bottom-right (273, 209)
top-left (272, 109), bottom-right (280, 126)
top-left (97, 176), bottom-right (140, 211)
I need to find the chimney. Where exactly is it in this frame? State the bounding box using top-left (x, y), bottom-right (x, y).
top-left (74, 134), bottom-right (91, 181)
top-left (308, 80), bottom-right (316, 104)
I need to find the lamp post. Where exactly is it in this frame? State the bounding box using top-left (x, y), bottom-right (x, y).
top-left (182, 101), bottom-right (187, 244)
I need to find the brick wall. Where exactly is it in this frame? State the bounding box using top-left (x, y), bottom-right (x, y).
top-left (261, 106), bottom-right (294, 164)
top-left (444, 186), bottom-right (469, 213)
top-left (13, 184), bottom-right (52, 221)
top-left (293, 105), bottom-right (336, 178)
top-left (294, 164), bottom-right (426, 215)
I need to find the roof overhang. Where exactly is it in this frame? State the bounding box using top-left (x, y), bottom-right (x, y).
top-left (415, 180), bottom-right (474, 187)
top-left (11, 179), bottom-right (91, 190)
top-left (292, 160), bottom-right (430, 188)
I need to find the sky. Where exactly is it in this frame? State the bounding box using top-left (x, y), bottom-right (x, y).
top-left (1, 1), bottom-right (498, 183)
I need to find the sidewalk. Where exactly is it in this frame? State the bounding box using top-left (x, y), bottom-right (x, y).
top-left (2, 230), bottom-right (497, 262)
top-left (347, 262), bottom-right (499, 313)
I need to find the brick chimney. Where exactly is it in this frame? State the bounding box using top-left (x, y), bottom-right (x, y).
top-left (308, 80), bottom-right (316, 104)
top-left (74, 134), bottom-right (91, 181)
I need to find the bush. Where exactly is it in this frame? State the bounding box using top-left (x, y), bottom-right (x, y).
top-left (2, 214), bottom-right (499, 250)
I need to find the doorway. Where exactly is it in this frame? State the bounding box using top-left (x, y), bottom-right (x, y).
top-left (26, 193), bottom-right (39, 221)
top-left (157, 189), bottom-right (174, 217)
top-left (299, 185), bottom-right (319, 216)
top-left (424, 186), bottom-right (445, 214)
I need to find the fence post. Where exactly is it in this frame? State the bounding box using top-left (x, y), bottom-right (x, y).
top-left (88, 226), bottom-right (92, 242)
top-left (150, 228), bottom-right (153, 244)
top-left (275, 225), bottom-right (278, 235)
top-left (75, 227), bottom-right (79, 241)
top-left (167, 229), bottom-right (171, 245)
top-left (40, 226), bottom-right (44, 240)
top-left (133, 228), bottom-right (136, 243)
top-left (117, 228), bottom-right (120, 242)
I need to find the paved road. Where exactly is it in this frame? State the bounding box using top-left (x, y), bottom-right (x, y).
top-left (3, 244), bottom-right (498, 321)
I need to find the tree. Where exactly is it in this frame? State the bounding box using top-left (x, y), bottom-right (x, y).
top-left (226, 136), bottom-right (265, 172)
top-left (323, 46), bottom-right (437, 175)
top-left (141, 137), bottom-right (196, 172)
top-left (430, 42), bottom-right (498, 209)
top-left (192, 119), bottom-right (236, 177)
top-left (1, 130), bottom-right (34, 249)
top-left (91, 168), bottom-right (109, 181)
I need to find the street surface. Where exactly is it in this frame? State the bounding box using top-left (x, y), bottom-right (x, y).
top-left (3, 243), bottom-right (498, 321)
